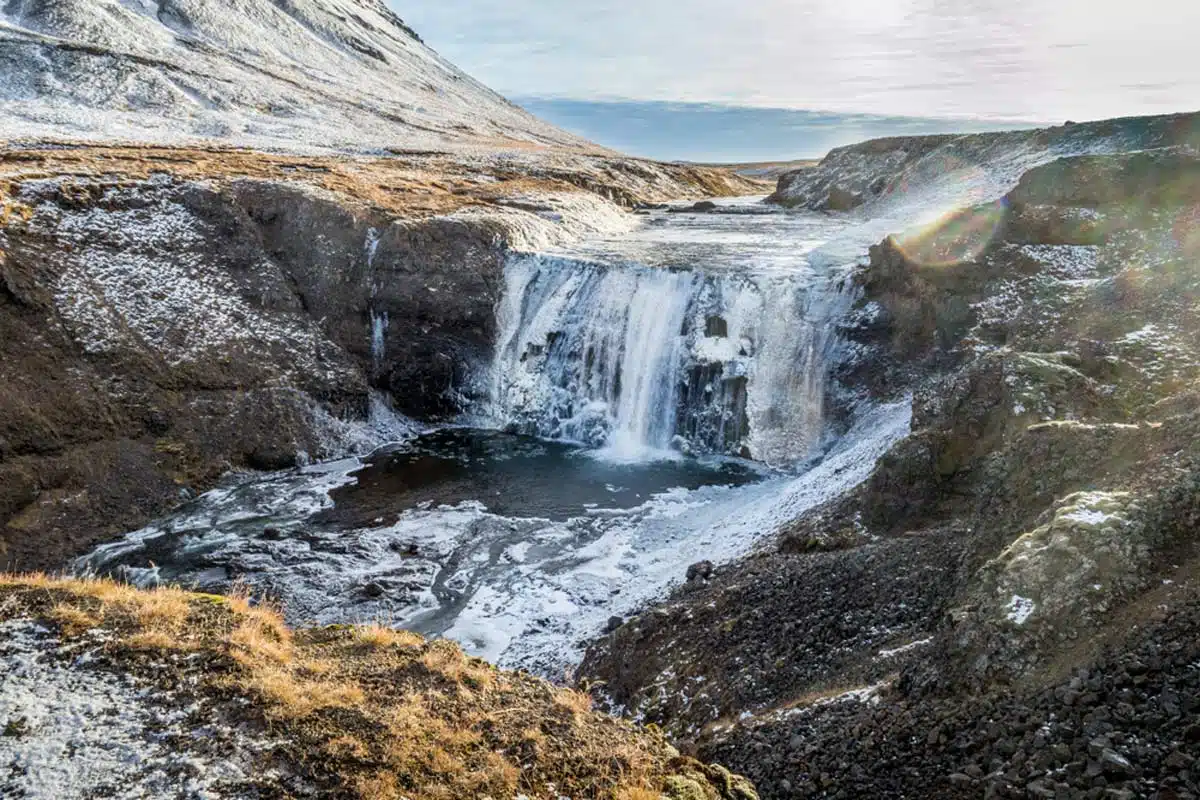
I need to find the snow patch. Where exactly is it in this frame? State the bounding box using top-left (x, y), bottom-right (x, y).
top-left (877, 637), bottom-right (933, 659)
top-left (0, 620), bottom-right (280, 799)
top-left (1006, 595), bottom-right (1036, 625)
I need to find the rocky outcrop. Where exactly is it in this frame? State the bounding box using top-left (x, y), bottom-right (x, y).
top-left (583, 144), bottom-right (1200, 799)
top-left (767, 113), bottom-right (1200, 211)
top-left (768, 134), bottom-right (956, 210)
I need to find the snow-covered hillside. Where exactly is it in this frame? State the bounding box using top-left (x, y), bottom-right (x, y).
top-left (0, 0), bottom-right (594, 153)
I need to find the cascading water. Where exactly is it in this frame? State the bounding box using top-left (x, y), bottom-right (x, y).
top-left (366, 227), bottom-right (388, 371)
top-left (490, 251), bottom-right (855, 465)
top-left (370, 309), bottom-right (389, 369)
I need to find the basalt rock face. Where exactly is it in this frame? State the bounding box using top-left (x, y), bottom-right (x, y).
top-left (0, 172), bottom-right (505, 571)
top-left (583, 145), bottom-right (1200, 799)
top-left (227, 180), bottom-right (507, 419)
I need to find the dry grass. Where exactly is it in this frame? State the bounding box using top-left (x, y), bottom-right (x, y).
top-left (0, 144), bottom-right (760, 225)
top-left (555, 686), bottom-right (596, 716)
top-left (355, 623), bottom-right (425, 650)
top-left (46, 602), bottom-right (99, 635)
top-left (0, 573), bottom-right (754, 800)
top-left (618, 789), bottom-right (666, 800)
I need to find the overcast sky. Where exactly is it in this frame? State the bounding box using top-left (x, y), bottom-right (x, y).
top-left (399, 0), bottom-right (1200, 122)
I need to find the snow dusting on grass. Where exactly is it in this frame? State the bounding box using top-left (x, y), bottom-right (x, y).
top-left (0, 619), bottom-right (272, 799)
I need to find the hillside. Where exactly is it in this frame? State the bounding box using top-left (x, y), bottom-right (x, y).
top-left (768, 113), bottom-right (1200, 212)
top-left (0, 573), bottom-right (755, 799)
top-left (0, 0), bottom-right (593, 153)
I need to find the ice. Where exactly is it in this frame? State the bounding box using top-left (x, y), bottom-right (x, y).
top-left (488, 205), bottom-right (857, 464)
top-left (77, 400), bottom-right (910, 677)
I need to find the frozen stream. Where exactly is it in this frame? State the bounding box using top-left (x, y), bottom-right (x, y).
top-left (76, 199), bottom-right (912, 676)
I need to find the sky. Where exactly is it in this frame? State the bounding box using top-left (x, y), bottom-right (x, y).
top-left (399, 0), bottom-right (1200, 123)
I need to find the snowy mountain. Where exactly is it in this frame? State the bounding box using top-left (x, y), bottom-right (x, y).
top-left (0, 0), bottom-right (594, 153)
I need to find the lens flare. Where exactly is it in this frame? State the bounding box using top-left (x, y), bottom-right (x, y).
top-left (892, 198), bottom-right (1009, 268)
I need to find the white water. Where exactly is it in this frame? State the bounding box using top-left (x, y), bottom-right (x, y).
top-left (491, 203), bottom-right (858, 465)
top-left (370, 309), bottom-right (389, 369)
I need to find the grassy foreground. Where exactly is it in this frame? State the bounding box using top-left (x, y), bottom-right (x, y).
top-left (0, 574), bottom-right (756, 800)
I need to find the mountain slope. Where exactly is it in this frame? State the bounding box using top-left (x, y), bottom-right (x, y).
top-left (0, 0), bottom-right (593, 153)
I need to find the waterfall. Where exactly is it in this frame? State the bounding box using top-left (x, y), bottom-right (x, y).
top-left (370, 309), bottom-right (389, 369)
top-left (490, 253), bottom-right (854, 464)
top-left (366, 227), bottom-right (388, 371)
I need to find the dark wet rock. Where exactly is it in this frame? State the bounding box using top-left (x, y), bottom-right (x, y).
top-left (668, 200), bottom-right (719, 214)
top-left (686, 560), bottom-right (715, 582)
top-left (706, 315), bottom-right (729, 338)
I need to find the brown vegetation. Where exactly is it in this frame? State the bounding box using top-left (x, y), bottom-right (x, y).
top-left (0, 574), bottom-right (756, 800)
top-left (0, 143), bottom-right (763, 222)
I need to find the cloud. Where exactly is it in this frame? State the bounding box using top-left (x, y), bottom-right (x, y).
top-left (397, 0), bottom-right (1200, 121)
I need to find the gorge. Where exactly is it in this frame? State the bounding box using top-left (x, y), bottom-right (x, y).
top-left (2, 3), bottom-right (1200, 799)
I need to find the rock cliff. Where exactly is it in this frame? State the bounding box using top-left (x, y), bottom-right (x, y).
top-left (768, 113), bottom-right (1200, 212)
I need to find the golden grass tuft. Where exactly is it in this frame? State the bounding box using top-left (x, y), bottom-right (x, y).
top-left (241, 662), bottom-right (366, 720)
top-left (129, 587), bottom-right (192, 633)
top-left (355, 623), bottom-right (424, 650)
top-left (354, 772), bottom-right (401, 800)
top-left (554, 686), bottom-right (595, 718)
top-left (616, 787), bottom-right (664, 800)
top-left (228, 611), bottom-right (294, 666)
top-left (418, 638), bottom-right (496, 692)
top-left (47, 603), bottom-right (99, 635)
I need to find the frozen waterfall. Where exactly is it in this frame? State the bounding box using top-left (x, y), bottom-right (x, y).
top-left (489, 253), bottom-right (855, 465)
